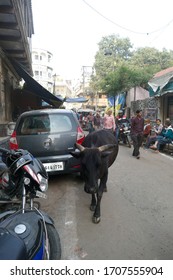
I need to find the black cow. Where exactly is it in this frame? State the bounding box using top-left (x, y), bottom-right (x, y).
top-left (71, 129), bottom-right (118, 223)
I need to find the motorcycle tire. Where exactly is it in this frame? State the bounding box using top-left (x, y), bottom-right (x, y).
top-left (127, 135), bottom-right (131, 148)
top-left (46, 223), bottom-right (61, 260)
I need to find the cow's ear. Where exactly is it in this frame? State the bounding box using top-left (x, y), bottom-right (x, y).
top-left (70, 150), bottom-right (82, 158)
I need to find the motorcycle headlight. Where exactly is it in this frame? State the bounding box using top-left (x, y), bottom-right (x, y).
top-left (37, 173), bottom-right (48, 192)
top-left (24, 177), bottom-right (30, 185)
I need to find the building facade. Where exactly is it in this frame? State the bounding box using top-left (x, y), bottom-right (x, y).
top-left (53, 74), bottom-right (73, 99)
top-left (0, 0), bottom-right (34, 136)
top-left (32, 48), bottom-right (54, 93)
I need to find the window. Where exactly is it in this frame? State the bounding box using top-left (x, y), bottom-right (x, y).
top-left (19, 114), bottom-right (72, 135)
top-left (20, 115), bottom-right (50, 135)
top-left (35, 55), bottom-right (39, 60)
top-left (50, 114), bottom-right (72, 133)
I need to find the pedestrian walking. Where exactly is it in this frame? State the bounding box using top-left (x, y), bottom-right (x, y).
top-left (103, 109), bottom-right (116, 134)
top-left (93, 110), bottom-right (102, 130)
top-left (130, 109), bottom-right (144, 159)
top-left (87, 112), bottom-right (95, 133)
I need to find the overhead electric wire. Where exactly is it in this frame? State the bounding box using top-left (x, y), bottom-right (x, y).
top-left (82, 0), bottom-right (173, 36)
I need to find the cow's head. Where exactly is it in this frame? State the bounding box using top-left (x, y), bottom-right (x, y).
top-left (71, 143), bottom-right (116, 194)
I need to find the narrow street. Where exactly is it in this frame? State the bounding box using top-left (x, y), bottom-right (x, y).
top-left (40, 145), bottom-right (173, 260)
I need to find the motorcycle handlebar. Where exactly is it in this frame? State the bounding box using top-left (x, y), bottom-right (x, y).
top-left (0, 148), bottom-right (29, 165)
top-left (0, 147), bottom-right (27, 156)
top-left (0, 147), bottom-right (10, 154)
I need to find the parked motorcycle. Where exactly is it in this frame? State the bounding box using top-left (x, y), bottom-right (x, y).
top-left (0, 147), bottom-right (61, 260)
top-left (118, 122), bottom-right (131, 148)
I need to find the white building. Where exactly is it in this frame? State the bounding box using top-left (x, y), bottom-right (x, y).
top-left (32, 48), bottom-right (54, 93)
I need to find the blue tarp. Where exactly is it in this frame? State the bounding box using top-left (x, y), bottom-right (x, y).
top-left (42, 97), bottom-right (88, 107)
top-left (65, 97), bottom-right (88, 103)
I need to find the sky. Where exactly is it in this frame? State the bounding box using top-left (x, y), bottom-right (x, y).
top-left (32, 0), bottom-right (173, 80)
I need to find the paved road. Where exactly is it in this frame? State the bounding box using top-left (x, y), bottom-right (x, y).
top-left (40, 145), bottom-right (173, 260)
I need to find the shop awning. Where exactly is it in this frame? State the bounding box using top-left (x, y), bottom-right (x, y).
top-left (148, 67), bottom-right (173, 97)
top-left (10, 60), bottom-right (64, 108)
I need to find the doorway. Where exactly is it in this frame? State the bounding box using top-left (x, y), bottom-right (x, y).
top-left (167, 96), bottom-right (173, 122)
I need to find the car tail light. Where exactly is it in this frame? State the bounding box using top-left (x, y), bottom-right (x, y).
top-left (9, 130), bottom-right (18, 150)
top-left (76, 126), bottom-right (85, 144)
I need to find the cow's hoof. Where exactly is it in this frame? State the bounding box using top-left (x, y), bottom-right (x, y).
top-left (90, 205), bottom-right (96, 211)
top-left (92, 216), bottom-right (101, 223)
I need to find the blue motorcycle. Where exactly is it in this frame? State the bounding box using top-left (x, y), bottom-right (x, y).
top-left (0, 147), bottom-right (61, 260)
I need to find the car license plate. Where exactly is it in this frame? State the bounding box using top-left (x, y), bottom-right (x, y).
top-left (43, 162), bottom-right (64, 172)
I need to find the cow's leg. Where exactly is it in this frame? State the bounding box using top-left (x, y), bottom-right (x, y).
top-left (92, 174), bottom-right (107, 223)
top-left (103, 172), bottom-right (108, 192)
top-left (90, 193), bottom-right (97, 211)
top-left (92, 192), bottom-right (102, 223)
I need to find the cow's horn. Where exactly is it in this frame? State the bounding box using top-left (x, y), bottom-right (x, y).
top-left (98, 144), bottom-right (115, 152)
top-left (76, 143), bottom-right (85, 152)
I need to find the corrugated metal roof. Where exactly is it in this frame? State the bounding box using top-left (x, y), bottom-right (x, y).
top-left (153, 67), bottom-right (173, 78)
top-left (148, 67), bottom-right (173, 96)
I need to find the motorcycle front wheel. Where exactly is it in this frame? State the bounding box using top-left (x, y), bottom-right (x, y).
top-left (127, 135), bottom-right (132, 148)
top-left (45, 224), bottom-right (61, 260)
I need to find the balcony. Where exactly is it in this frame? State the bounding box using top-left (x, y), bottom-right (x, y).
top-left (0, 0), bottom-right (34, 74)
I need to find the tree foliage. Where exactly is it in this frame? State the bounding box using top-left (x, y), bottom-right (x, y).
top-left (90, 34), bottom-right (133, 91)
top-left (90, 34), bottom-right (173, 96)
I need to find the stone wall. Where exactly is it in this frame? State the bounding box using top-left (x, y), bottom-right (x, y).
top-left (131, 97), bottom-right (159, 122)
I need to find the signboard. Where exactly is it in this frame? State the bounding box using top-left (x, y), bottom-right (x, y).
top-left (144, 108), bottom-right (157, 121)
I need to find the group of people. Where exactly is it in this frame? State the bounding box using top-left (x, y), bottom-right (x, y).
top-left (79, 111), bottom-right (103, 133)
top-left (81, 109), bottom-right (129, 136)
top-left (145, 118), bottom-right (173, 152)
top-left (79, 108), bottom-right (173, 160)
top-left (128, 110), bottom-right (173, 159)
top-left (80, 109), bottom-right (125, 135)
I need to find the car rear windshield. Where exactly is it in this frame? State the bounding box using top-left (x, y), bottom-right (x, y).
top-left (18, 113), bottom-right (74, 135)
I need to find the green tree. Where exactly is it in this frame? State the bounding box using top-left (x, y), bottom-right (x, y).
top-left (102, 64), bottom-right (150, 95)
top-left (90, 34), bottom-right (173, 113)
top-left (90, 34), bottom-right (133, 91)
top-left (130, 47), bottom-right (173, 75)
top-left (100, 64), bottom-right (151, 116)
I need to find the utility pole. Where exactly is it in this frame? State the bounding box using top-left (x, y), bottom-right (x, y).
top-left (81, 66), bottom-right (93, 107)
top-left (82, 66), bottom-right (85, 95)
top-left (104, 49), bottom-right (117, 117)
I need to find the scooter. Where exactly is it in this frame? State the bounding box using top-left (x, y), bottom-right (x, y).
top-left (0, 147), bottom-right (61, 260)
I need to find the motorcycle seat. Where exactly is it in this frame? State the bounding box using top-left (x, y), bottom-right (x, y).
top-left (0, 228), bottom-right (27, 260)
